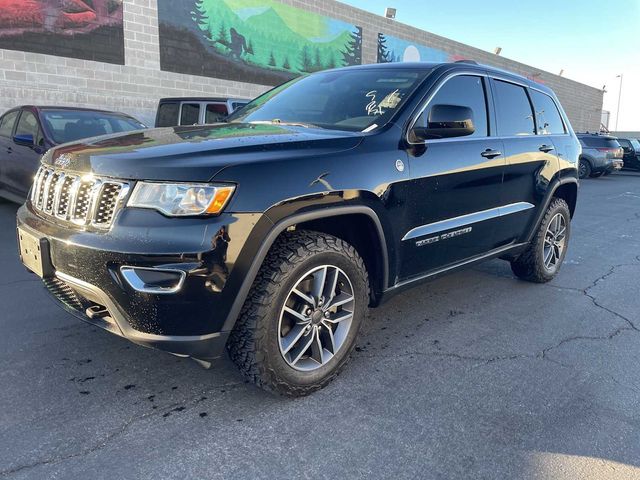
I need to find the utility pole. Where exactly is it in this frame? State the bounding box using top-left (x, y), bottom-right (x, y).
top-left (615, 74), bottom-right (623, 131)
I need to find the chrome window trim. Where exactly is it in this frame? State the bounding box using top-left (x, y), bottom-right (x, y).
top-left (402, 201), bottom-right (535, 241)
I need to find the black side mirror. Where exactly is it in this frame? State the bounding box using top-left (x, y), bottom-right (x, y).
top-left (412, 104), bottom-right (475, 141)
top-left (13, 134), bottom-right (34, 146)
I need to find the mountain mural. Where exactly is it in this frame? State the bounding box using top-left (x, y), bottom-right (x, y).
top-left (158, 0), bottom-right (362, 85)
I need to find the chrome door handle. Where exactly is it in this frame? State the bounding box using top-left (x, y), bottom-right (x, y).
top-left (481, 149), bottom-right (502, 159)
top-left (539, 144), bottom-right (554, 153)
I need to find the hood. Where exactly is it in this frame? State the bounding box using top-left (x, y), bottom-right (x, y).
top-left (42, 123), bottom-right (364, 181)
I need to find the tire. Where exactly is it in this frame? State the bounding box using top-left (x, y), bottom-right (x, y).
top-left (578, 158), bottom-right (591, 179)
top-left (227, 230), bottom-right (369, 396)
top-left (510, 198), bottom-right (571, 283)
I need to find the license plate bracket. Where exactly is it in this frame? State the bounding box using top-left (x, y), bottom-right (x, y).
top-left (17, 227), bottom-right (54, 278)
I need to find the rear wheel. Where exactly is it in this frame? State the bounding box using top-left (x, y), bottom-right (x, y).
top-left (227, 231), bottom-right (369, 396)
top-left (578, 158), bottom-right (591, 179)
top-left (510, 198), bottom-right (571, 283)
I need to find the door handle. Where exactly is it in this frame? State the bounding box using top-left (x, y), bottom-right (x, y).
top-left (481, 149), bottom-right (502, 159)
top-left (539, 144), bottom-right (554, 153)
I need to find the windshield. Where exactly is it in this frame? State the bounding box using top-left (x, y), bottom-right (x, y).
top-left (630, 139), bottom-right (640, 151)
top-left (227, 68), bottom-right (431, 132)
top-left (41, 110), bottom-right (146, 144)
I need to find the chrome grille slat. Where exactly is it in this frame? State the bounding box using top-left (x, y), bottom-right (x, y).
top-left (30, 166), bottom-right (128, 229)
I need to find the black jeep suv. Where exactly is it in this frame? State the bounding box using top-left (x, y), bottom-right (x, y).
top-left (17, 62), bottom-right (579, 396)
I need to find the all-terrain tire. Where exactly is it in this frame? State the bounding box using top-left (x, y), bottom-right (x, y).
top-left (510, 198), bottom-right (571, 283)
top-left (226, 230), bottom-right (369, 396)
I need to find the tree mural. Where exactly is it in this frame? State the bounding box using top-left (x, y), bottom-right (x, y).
top-left (377, 33), bottom-right (392, 63)
top-left (158, 0), bottom-right (362, 84)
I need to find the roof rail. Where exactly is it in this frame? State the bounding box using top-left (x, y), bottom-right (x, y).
top-left (454, 59), bottom-right (479, 65)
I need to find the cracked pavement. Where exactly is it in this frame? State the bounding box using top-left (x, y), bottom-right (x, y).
top-left (1, 171), bottom-right (640, 479)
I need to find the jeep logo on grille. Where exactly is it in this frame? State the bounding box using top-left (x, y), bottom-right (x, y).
top-left (54, 154), bottom-right (72, 168)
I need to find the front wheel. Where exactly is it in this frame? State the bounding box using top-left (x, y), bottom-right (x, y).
top-left (227, 231), bottom-right (369, 396)
top-left (510, 198), bottom-right (571, 283)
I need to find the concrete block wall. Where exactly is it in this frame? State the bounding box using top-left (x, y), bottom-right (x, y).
top-left (0, 0), bottom-right (603, 131)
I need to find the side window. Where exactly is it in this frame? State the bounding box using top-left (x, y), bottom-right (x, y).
top-left (180, 103), bottom-right (200, 125)
top-left (417, 75), bottom-right (488, 137)
top-left (530, 90), bottom-right (565, 135)
top-left (0, 110), bottom-right (19, 137)
top-left (15, 111), bottom-right (40, 138)
top-left (618, 139), bottom-right (630, 148)
top-left (493, 80), bottom-right (535, 136)
top-left (205, 103), bottom-right (228, 123)
top-left (156, 102), bottom-right (179, 127)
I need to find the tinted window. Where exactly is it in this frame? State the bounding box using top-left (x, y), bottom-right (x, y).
top-left (205, 103), bottom-right (228, 123)
top-left (618, 138), bottom-right (631, 148)
top-left (156, 102), bottom-right (179, 127)
top-left (231, 101), bottom-right (248, 111)
top-left (630, 139), bottom-right (640, 151)
top-left (0, 110), bottom-right (19, 137)
top-left (180, 103), bottom-right (200, 125)
top-left (530, 90), bottom-right (565, 135)
top-left (579, 136), bottom-right (620, 149)
top-left (416, 75), bottom-right (488, 137)
top-left (15, 111), bottom-right (39, 137)
top-left (40, 110), bottom-right (145, 144)
top-left (494, 80), bottom-right (535, 136)
top-left (227, 68), bottom-right (431, 132)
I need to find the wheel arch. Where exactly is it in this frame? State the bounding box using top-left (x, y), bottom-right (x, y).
top-left (221, 206), bottom-right (389, 332)
top-left (525, 177), bottom-right (578, 243)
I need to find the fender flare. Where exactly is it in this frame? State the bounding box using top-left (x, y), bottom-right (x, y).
top-left (221, 206), bottom-right (389, 332)
top-left (525, 176), bottom-right (578, 244)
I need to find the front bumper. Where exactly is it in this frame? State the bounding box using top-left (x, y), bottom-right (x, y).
top-left (17, 203), bottom-right (270, 361)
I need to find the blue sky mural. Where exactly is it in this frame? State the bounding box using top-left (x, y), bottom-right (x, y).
top-left (377, 33), bottom-right (455, 63)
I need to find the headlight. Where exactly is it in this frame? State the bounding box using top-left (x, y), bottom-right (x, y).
top-left (128, 182), bottom-right (235, 216)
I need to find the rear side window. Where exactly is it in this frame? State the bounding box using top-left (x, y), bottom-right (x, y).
top-left (205, 103), bottom-right (228, 123)
top-left (493, 80), bottom-right (535, 136)
top-left (0, 110), bottom-right (19, 137)
top-left (156, 102), bottom-right (179, 127)
top-left (530, 90), bottom-right (565, 135)
top-left (180, 103), bottom-right (200, 125)
top-left (417, 75), bottom-right (488, 137)
top-left (231, 101), bottom-right (247, 111)
top-left (618, 139), bottom-right (631, 148)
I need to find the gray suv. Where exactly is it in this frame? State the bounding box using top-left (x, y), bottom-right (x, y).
top-left (577, 133), bottom-right (623, 178)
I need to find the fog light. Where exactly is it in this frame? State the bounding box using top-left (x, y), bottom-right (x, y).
top-left (120, 266), bottom-right (186, 294)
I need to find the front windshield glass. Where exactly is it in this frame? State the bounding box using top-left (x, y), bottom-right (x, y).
top-left (227, 68), bottom-right (432, 132)
top-left (41, 110), bottom-right (146, 144)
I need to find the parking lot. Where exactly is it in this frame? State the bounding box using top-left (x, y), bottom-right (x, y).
top-left (0, 172), bottom-right (639, 479)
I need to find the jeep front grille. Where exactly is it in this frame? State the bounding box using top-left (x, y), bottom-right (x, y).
top-left (30, 166), bottom-right (129, 228)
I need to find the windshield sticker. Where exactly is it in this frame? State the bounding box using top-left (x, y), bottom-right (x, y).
top-left (366, 91), bottom-right (384, 116)
top-left (380, 89), bottom-right (402, 109)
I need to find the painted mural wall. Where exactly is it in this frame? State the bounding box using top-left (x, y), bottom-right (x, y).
top-left (0, 0), bottom-right (124, 64)
top-left (158, 0), bottom-right (362, 85)
top-left (377, 32), bottom-right (465, 64)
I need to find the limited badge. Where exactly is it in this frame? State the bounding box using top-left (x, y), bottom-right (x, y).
top-left (395, 159), bottom-right (405, 172)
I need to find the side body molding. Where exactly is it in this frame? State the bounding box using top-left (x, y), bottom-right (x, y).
top-left (221, 206), bottom-right (389, 332)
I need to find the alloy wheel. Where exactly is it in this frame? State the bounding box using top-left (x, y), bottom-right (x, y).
top-left (278, 265), bottom-right (355, 371)
top-left (543, 213), bottom-right (567, 270)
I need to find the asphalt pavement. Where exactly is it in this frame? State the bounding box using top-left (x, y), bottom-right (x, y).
top-left (1, 172), bottom-right (640, 479)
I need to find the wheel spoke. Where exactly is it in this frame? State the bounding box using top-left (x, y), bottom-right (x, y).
top-left (283, 305), bottom-right (309, 323)
top-left (324, 310), bottom-right (353, 324)
top-left (324, 267), bottom-right (339, 303)
top-left (291, 287), bottom-right (314, 306)
top-left (544, 247), bottom-right (553, 268)
top-left (326, 292), bottom-right (354, 309)
top-left (319, 323), bottom-right (336, 353)
top-left (289, 332), bottom-right (315, 366)
top-left (281, 324), bottom-right (308, 355)
top-left (310, 266), bottom-right (327, 300)
top-left (555, 226), bottom-right (566, 241)
top-left (309, 328), bottom-right (324, 364)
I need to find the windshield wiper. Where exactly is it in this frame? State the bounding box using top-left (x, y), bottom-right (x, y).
top-left (249, 119), bottom-right (324, 129)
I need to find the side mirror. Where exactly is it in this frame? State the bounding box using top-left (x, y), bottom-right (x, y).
top-left (13, 133), bottom-right (34, 146)
top-left (412, 104), bottom-right (475, 141)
